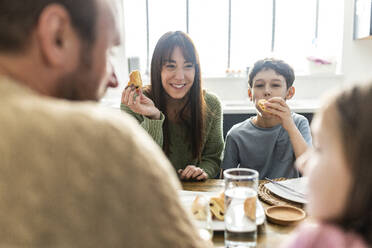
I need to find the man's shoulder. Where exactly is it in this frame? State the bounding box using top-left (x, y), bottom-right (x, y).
top-left (32, 98), bottom-right (138, 137)
top-left (3, 95), bottom-right (181, 185)
top-left (4, 95), bottom-right (139, 147)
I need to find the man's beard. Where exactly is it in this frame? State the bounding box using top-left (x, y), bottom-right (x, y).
top-left (55, 43), bottom-right (103, 102)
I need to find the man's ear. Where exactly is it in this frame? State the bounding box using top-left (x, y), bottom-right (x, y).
top-left (285, 86), bottom-right (295, 100)
top-left (36, 4), bottom-right (79, 67)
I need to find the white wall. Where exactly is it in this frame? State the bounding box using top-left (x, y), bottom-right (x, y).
top-left (342, 0), bottom-right (372, 84)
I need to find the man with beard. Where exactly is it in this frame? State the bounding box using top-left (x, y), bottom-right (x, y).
top-left (0, 0), bottom-right (211, 247)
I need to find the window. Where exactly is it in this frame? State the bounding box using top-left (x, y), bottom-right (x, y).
top-left (189, 0), bottom-right (228, 76)
top-left (148, 0), bottom-right (186, 56)
top-left (230, 0), bottom-right (272, 71)
top-left (123, 0), bottom-right (147, 76)
top-left (122, 0), bottom-right (344, 78)
top-left (273, 0), bottom-right (317, 73)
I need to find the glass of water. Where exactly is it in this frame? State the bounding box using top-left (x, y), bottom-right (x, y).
top-left (224, 168), bottom-right (259, 248)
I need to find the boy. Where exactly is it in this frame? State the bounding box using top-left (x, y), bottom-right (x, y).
top-left (222, 58), bottom-right (312, 179)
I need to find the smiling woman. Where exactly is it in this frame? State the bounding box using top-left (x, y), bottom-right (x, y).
top-left (120, 31), bottom-right (224, 181)
top-left (160, 47), bottom-right (195, 99)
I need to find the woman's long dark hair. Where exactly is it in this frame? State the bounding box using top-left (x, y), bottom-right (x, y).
top-left (144, 31), bottom-right (205, 160)
top-left (331, 82), bottom-right (372, 244)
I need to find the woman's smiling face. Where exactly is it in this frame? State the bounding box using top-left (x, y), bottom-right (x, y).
top-left (161, 46), bottom-right (195, 99)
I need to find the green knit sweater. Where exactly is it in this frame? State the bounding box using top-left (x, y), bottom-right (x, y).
top-left (120, 91), bottom-right (224, 178)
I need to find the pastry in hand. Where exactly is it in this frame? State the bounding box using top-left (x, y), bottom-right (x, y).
top-left (127, 70), bottom-right (142, 89)
top-left (209, 195), bottom-right (225, 221)
top-left (257, 99), bottom-right (269, 112)
top-left (244, 196), bottom-right (256, 221)
top-left (191, 195), bottom-right (208, 221)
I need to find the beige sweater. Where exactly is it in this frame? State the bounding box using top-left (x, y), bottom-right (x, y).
top-left (0, 77), bottom-right (212, 248)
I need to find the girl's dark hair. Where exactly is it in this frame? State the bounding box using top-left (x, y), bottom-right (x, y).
top-left (332, 82), bottom-right (372, 244)
top-left (248, 58), bottom-right (295, 89)
top-left (0, 0), bottom-right (97, 52)
top-left (145, 31), bottom-right (205, 160)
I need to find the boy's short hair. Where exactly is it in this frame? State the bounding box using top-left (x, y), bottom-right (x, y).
top-left (248, 58), bottom-right (295, 89)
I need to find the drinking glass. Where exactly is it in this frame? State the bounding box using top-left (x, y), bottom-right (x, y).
top-left (224, 168), bottom-right (259, 248)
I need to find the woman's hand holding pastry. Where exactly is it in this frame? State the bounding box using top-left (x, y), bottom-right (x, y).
top-left (121, 87), bottom-right (161, 120)
top-left (265, 97), bottom-right (294, 130)
top-left (178, 165), bottom-right (208, 181)
top-left (121, 70), bottom-right (161, 120)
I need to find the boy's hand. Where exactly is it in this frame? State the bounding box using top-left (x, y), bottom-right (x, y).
top-left (265, 97), bottom-right (295, 131)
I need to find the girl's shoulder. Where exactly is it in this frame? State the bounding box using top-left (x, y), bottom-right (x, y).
top-left (281, 222), bottom-right (368, 248)
top-left (203, 90), bottom-right (222, 109)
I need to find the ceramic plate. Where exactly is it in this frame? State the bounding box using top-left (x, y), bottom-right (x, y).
top-left (264, 177), bottom-right (308, 204)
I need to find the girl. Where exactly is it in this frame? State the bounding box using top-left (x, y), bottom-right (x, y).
top-left (283, 83), bottom-right (372, 247)
top-left (121, 31), bottom-right (224, 181)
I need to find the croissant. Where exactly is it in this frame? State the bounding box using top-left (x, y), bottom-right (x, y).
top-left (127, 70), bottom-right (142, 89)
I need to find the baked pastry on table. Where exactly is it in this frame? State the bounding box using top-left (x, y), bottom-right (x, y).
top-left (191, 192), bottom-right (256, 222)
top-left (191, 192), bottom-right (226, 221)
top-left (127, 70), bottom-right (142, 89)
top-left (209, 192), bottom-right (225, 221)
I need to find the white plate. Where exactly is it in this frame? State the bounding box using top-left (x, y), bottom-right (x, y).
top-left (178, 190), bottom-right (265, 231)
top-left (264, 177), bottom-right (308, 204)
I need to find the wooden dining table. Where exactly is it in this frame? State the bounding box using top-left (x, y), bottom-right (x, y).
top-left (182, 179), bottom-right (301, 248)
